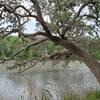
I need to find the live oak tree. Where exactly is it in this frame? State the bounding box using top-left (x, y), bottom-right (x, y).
top-left (0, 0), bottom-right (100, 82)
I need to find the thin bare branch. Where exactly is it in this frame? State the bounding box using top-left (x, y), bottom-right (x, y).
top-left (13, 5), bottom-right (32, 14)
top-left (19, 31), bottom-right (46, 37)
top-left (2, 28), bottom-right (19, 38)
top-left (75, 3), bottom-right (88, 19)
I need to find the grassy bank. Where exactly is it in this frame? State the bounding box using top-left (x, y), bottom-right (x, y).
top-left (63, 90), bottom-right (100, 100)
top-left (18, 90), bottom-right (100, 100)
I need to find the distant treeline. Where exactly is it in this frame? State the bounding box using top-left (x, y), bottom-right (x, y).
top-left (0, 36), bottom-right (61, 60)
top-left (0, 36), bottom-right (100, 60)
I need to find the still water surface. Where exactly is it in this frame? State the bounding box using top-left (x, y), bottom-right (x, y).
top-left (0, 61), bottom-right (100, 100)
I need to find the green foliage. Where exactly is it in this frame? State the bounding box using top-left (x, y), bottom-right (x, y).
top-left (0, 36), bottom-right (60, 60)
top-left (0, 36), bottom-right (22, 59)
top-left (63, 94), bottom-right (79, 100)
top-left (89, 48), bottom-right (100, 60)
top-left (84, 91), bottom-right (100, 100)
top-left (0, 36), bottom-right (99, 60)
top-left (63, 91), bottom-right (100, 100)
top-left (40, 0), bottom-right (100, 38)
top-left (45, 41), bottom-right (62, 54)
top-left (73, 37), bottom-right (100, 60)
top-left (0, 0), bottom-right (100, 61)
top-left (88, 39), bottom-right (100, 60)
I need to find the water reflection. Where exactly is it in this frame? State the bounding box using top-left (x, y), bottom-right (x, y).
top-left (0, 68), bottom-right (100, 100)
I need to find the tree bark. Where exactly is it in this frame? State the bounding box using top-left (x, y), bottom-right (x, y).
top-left (50, 36), bottom-right (100, 83)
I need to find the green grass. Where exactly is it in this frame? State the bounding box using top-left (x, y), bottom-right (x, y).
top-left (63, 94), bottom-right (79, 100)
top-left (84, 91), bottom-right (100, 100)
top-left (63, 91), bottom-right (100, 100)
top-left (89, 48), bottom-right (100, 60)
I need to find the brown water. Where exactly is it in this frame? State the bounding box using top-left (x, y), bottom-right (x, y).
top-left (0, 61), bottom-right (100, 100)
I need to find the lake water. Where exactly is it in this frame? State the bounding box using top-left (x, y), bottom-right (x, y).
top-left (0, 61), bottom-right (100, 100)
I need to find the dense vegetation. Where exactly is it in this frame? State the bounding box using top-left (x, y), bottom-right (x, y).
top-left (0, 36), bottom-right (61, 60)
top-left (0, 36), bottom-right (100, 60)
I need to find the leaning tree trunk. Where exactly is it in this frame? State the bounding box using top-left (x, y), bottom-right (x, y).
top-left (33, 0), bottom-right (100, 83)
top-left (50, 36), bottom-right (100, 83)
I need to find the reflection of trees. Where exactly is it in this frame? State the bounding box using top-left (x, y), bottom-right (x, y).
top-left (27, 80), bottom-right (34, 100)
